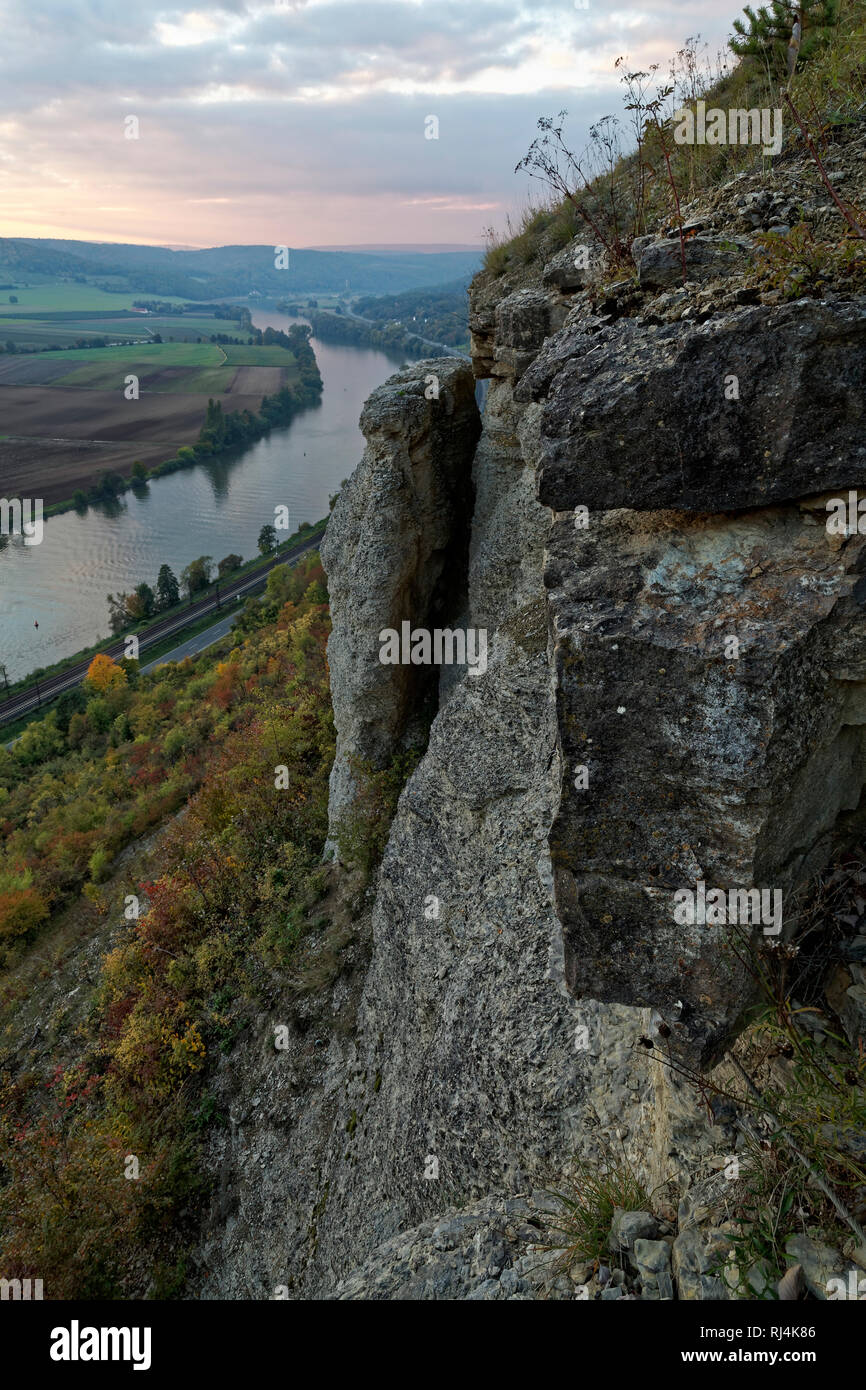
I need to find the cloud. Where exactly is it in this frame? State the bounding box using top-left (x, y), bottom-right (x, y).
top-left (0, 0), bottom-right (742, 244)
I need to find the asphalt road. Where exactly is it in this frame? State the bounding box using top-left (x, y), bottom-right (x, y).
top-left (0, 531), bottom-right (323, 727)
top-left (5, 610), bottom-right (242, 750)
top-left (141, 609), bottom-right (240, 673)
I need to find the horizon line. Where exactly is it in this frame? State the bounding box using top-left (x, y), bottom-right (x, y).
top-left (3, 233), bottom-right (483, 255)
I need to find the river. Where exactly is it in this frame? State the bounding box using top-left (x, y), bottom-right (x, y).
top-left (0, 311), bottom-right (417, 682)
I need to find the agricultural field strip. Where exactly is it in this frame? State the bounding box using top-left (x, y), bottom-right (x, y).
top-left (0, 301), bottom-right (273, 351)
top-left (0, 386), bottom-right (278, 442)
top-left (0, 342), bottom-right (295, 392)
top-left (0, 285), bottom-right (187, 310)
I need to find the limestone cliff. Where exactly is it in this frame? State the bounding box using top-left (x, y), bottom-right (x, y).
top-left (194, 163), bottom-right (866, 1298)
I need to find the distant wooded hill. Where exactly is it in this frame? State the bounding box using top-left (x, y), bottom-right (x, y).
top-left (354, 278), bottom-right (470, 348)
top-left (0, 238), bottom-right (481, 299)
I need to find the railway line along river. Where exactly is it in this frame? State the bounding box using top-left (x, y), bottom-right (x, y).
top-left (0, 310), bottom-right (417, 682)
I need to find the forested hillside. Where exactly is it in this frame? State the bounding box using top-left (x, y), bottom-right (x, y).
top-left (0, 239), bottom-right (481, 300)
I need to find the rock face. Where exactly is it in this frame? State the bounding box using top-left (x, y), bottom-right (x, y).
top-left (544, 500), bottom-right (866, 1065)
top-left (195, 239), bottom-right (866, 1296)
top-left (519, 298), bottom-right (866, 512)
top-left (320, 358), bottom-right (480, 842)
top-left (309, 359), bottom-right (658, 1289)
top-left (543, 239), bottom-right (594, 292)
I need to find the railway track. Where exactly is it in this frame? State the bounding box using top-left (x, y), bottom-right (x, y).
top-left (0, 532), bottom-right (323, 728)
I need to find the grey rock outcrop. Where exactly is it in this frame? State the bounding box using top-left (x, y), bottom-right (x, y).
top-left (542, 239), bottom-right (594, 291)
top-left (309, 362), bottom-right (659, 1288)
top-left (320, 358), bottom-right (480, 845)
top-left (543, 500), bottom-right (866, 1065)
top-left (636, 233), bottom-right (751, 289)
top-left (329, 1194), bottom-right (557, 1301)
top-left (195, 299), bottom-right (667, 1303)
top-left (519, 297), bottom-right (866, 512)
top-left (194, 231), bottom-right (866, 1298)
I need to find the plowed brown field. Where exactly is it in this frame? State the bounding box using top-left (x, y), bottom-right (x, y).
top-left (0, 366), bottom-right (284, 503)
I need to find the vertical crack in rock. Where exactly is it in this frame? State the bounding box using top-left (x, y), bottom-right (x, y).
top-left (300, 283), bottom-right (661, 1292)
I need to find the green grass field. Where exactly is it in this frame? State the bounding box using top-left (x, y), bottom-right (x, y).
top-left (0, 282), bottom-right (298, 387)
top-left (41, 341), bottom-right (226, 366)
top-left (43, 342), bottom-right (229, 392)
top-left (134, 315), bottom-right (241, 339)
top-left (0, 314), bottom-right (254, 347)
top-left (68, 319), bottom-right (153, 337)
top-left (57, 363), bottom-right (236, 392)
top-left (0, 319), bottom-right (147, 346)
top-left (0, 285), bottom-right (185, 311)
top-left (0, 282), bottom-right (255, 351)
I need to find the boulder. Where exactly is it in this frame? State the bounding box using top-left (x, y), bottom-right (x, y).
top-left (636, 234), bottom-right (751, 289)
top-left (672, 1227), bottom-right (732, 1300)
top-left (610, 1209), bottom-right (659, 1253)
top-left (519, 298), bottom-right (866, 513)
top-left (633, 1237), bottom-right (674, 1299)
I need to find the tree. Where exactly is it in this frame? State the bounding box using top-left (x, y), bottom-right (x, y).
top-left (218, 553), bottom-right (243, 577)
top-left (730, 1), bottom-right (840, 76)
top-left (257, 524), bottom-right (278, 555)
top-left (197, 398), bottom-right (227, 455)
top-left (131, 461), bottom-right (148, 483)
top-left (0, 663), bottom-right (9, 693)
top-left (55, 685), bottom-right (88, 732)
top-left (90, 471), bottom-right (124, 501)
top-left (8, 294), bottom-right (17, 304)
top-left (106, 592), bottom-right (132, 636)
top-left (85, 653), bottom-right (128, 693)
top-left (156, 564), bottom-right (180, 610)
top-left (181, 555), bottom-right (213, 598)
top-left (126, 583), bottom-right (155, 621)
top-left (0, 887), bottom-right (49, 942)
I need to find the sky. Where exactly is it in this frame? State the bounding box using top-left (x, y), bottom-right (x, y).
top-left (0, 0), bottom-right (741, 250)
